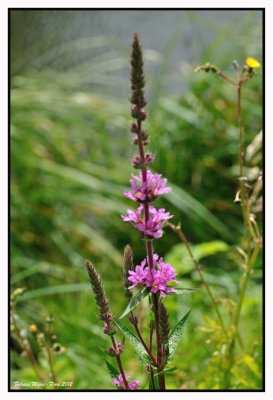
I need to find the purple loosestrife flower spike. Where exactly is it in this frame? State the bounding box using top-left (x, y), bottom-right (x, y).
top-left (85, 259), bottom-right (116, 336)
top-left (128, 254), bottom-right (180, 297)
top-left (124, 170), bottom-right (172, 203)
top-left (113, 373), bottom-right (140, 390)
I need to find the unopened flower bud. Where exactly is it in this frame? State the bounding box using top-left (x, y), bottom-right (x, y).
top-left (116, 342), bottom-right (124, 355)
top-left (232, 60), bottom-right (239, 71)
top-left (107, 346), bottom-right (116, 357)
top-left (132, 155), bottom-right (145, 169)
top-left (139, 109), bottom-right (148, 121)
top-left (29, 324), bottom-right (38, 334)
top-left (139, 130), bottom-right (149, 141)
top-left (194, 62), bottom-right (219, 74)
top-left (144, 152), bottom-right (155, 166)
top-left (129, 314), bottom-right (138, 325)
top-left (53, 342), bottom-right (65, 355)
top-left (37, 332), bottom-right (46, 347)
top-left (103, 324), bottom-right (117, 336)
top-left (38, 333), bottom-right (45, 340)
top-left (46, 315), bottom-right (54, 324)
top-left (133, 135), bottom-right (139, 145)
top-left (130, 122), bottom-right (138, 133)
top-left (131, 105), bottom-right (140, 119)
top-left (20, 329), bottom-right (27, 338)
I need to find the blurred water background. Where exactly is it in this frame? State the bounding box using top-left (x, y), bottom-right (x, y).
top-left (10, 9), bottom-right (263, 390)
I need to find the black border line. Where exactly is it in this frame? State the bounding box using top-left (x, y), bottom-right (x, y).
top-left (8, 7), bottom-right (265, 393)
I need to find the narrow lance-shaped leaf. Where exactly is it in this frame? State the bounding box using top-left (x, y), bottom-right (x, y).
top-left (154, 366), bottom-right (177, 377)
top-left (166, 288), bottom-right (198, 296)
top-left (166, 309), bottom-right (191, 364)
top-left (119, 287), bottom-right (150, 319)
top-left (115, 319), bottom-right (156, 367)
top-left (105, 359), bottom-right (120, 380)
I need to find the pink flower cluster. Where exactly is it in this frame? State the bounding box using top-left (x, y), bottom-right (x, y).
top-left (128, 254), bottom-right (180, 297)
top-left (121, 204), bottom-right (173, 238)
top-left (113, 373), bottom-right (139, 390)
top-left (124, 170), bottom-right (172, 203)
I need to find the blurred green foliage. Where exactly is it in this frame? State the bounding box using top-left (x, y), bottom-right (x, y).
top-left (10, 10), bottom-right (263, 390)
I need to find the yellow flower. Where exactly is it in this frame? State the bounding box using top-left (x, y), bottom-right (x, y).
top-left (29, 324), bottom-right (38, 334)
top-left (246, 57), bottom-right (261, 69)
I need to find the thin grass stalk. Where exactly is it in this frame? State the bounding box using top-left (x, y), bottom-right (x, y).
top-left (166, 221), bottom-right (227, 338)
top-left (11, 310), bottom-right (44, 381)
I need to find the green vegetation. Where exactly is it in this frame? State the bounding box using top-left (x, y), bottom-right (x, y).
top-left (10, 10), bottom-right (262, 390)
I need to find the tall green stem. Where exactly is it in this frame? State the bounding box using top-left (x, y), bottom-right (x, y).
top-left (166, 222), bottom-right (227, 338)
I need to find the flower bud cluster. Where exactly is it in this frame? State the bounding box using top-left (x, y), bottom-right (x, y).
top-left (130, 33), bottom-right (153, 170)
top-left (107, 342), bottom-right (124, 356)
top-left (194, 62), bottom-right (219, 74)
top-left (131, 152), bottom-right (154, 169)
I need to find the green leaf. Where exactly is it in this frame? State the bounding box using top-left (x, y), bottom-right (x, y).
top-left (115, 319), bottom-right (155, 367)
top-left (119, 287), bottom-right (150, 319)
top-left (166, 287), bottom-right (198, 295)
top-left (105, 359), bottom-right (119, 380)
top-left (165, 240), bottom-right (229, 275)
top-left (154, 367), bottom-right (177, 376)
top-left (166, 310), bottom-right (191, 364)
top-left (240, 354), bottom-right (262, 379)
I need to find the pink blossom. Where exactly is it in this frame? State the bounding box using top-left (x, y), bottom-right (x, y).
top-left (124, 170), bottom-right (172, 203)
top-left (128, 254), bottom-right (180, 297)
top-left (113, 373), bottom-right (140, 390)
top-left (121, 204), bottom-right (173, 238)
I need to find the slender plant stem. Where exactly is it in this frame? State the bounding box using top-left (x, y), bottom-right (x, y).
top-left (46, 322), bottom-right (57, 382)
top-left (250, 327), bottom-right (263, 356)
top-left (233, 76), bottom-right (259, 329)
top-left (131, 313), bottom-right (158, 366)
top-left (111, 335), bottom-right (129, 390)
top-left (151, 291), bottom-right (165, 390)
top-left (149, 323), bottom-right (156, 390)
top-left (216, 71), bottom-right (239, 88)
top-left (46, 346), bottom-right (57, 382)
top-left (136, 115), bottom-right (165, 389)
top-left (166, 221), bottom-right (227, 338)
top-left (233, 245), bottom-right (260, 327)
top-left (11, 311), bottom-right (44, 381)
top-left (238, 82), bottom-right (244, 177)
